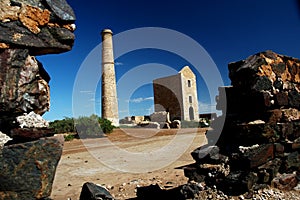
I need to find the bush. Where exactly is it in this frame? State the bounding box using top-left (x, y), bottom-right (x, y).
top-left (49, 117), bottom-right (75, 133)
top-left (64, 134), bottom-right (76, 141)
top-left (98, 117), bottom-right (115, 134)
top-left (74, 114), bottom-right (115, 138)
top-left (50, 114), bottom-right (115, 138)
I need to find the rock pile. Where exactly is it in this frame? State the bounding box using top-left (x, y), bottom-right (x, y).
top-left (0, 0), bottom-right (75, 199)
top-left (150, 111), bottom-right (181, 129)
top-left (184, 51), bottom-right (300, 197)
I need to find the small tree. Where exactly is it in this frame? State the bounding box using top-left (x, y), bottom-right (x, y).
top-left (98, 117), bottom-right (115, 134)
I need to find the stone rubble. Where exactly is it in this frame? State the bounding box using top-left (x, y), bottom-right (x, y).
top-left (79, 182), bottom-right (115, 200)
top-left (120, 111), bottom-right (182, 129)
top-left (184, 51), bottom-right (300, 198)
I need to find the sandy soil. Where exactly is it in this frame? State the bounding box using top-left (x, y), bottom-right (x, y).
top-left (50, 128), bottom-right (207, 200)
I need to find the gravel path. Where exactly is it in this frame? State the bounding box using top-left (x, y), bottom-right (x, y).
top-left (51, 128), bottom-right (207, 200)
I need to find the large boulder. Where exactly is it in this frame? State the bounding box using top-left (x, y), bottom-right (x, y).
top-left (0, 135), bottom-right (64, 199)
top-left (0, 49), bottom-right (50, 132)
top-left (0, 0), bottom-right (75, 199)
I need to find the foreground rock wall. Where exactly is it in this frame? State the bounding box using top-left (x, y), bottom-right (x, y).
top-left (0, 0), bottom-right (75, 199)
top-left (185, 51), bottom-right (300, 196)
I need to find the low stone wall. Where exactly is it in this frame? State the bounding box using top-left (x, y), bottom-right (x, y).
top-left (185, 51), bottom-right (300, 196)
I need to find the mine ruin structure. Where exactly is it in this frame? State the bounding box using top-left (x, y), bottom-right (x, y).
top-left (153, 66), bottom-right (199, 122)
top-left (101, 29), bottom-right (119, 127)
top-left (185, 50), bottom-right (300, 196)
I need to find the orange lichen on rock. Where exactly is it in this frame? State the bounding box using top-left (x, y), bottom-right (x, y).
top-left (19, 5), bottom-right (50, 34)
top-left (0, 43), bottom-right (9, 49)
top-left (258, 64), bottom-right (276, 82)
top-left (48, 22), bottom-right (76, 32)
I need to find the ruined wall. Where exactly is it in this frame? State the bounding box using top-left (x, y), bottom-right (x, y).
top-left (153, 74), bottom-right (182, 120)
top-left (153, 66), bottom-right (199, 121)
top-left (180, 66), bottom-right (199, 121)
top-left (185, 50), bottom-right (300, 196)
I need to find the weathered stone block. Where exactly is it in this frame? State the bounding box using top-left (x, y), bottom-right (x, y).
top-left (0, 49), bottom-right (50, 118)
top-left (274, 143), bottom-right (285, 157)
top-left (258, 158), bottom-right (282, 183)
top-left (263, 109), bottom-right (282, 125)
top-left (184, 162), bottom-right (230, 185)
top-left (275, 91), bottom-right (289, 106)
top-left (183, 165), bottom-right (206, 183)
top-left (228, 51), bottom-right (300, 92)
top-left (279, 122), bottom-right (294, 140)
top-left (289, 90), bottom-right (300, 108)
top-left (0, 135), bottom-right (64, 199)
top-left (271, 62), bottom-right (286, 76)
top-left (191, 145), bottom-right (228, 164)
top-left (271, 173), bottom-right (298, 191)
top-left (79, 182), bottom-right (115, 200)
top-left (216, 86), bottom-right (272, 118)
top-left (252, 76), bottom-right (273, 91)
top-left (10, 127), bottom-right (55, 141)
top-left (228, 123), bottom-right (280, 145)
top-left (284, 151), bottom-right (300, 172)
top-left (218, 171), bottom-right (258, 196)
top-left (0, 21), bottom-right (74, 55)
top-left (0, 0), bottom-right (75, 55)
top-left (45, 0), bottom-right (76, 21)
top-left (231, 144), bottom-right (274, 169)
top-left (281, 108), bottom-right (300, 122)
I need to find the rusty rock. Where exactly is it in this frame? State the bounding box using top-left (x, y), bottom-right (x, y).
top-left (271, 173), bottom-right (298, 191)
top-left (19, 5), bottom-right (50, 34)
top-left (0, 135), bottom-right (64, 199)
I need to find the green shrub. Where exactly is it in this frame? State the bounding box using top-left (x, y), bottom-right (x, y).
top-left (49, 117), bottom-right (75, 133)
top-left (98, 117), bottom-right (115, 134)
top-left (64, 134), bottom-right (76, 141)
top-left (50, 114), bottom-right (115, 138)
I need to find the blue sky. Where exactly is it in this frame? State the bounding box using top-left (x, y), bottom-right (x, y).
top-left (39, 0), bottom-right (300, 121)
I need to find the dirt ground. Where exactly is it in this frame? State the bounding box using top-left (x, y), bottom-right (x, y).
top-left (50, 128), bottom-right (207, 200)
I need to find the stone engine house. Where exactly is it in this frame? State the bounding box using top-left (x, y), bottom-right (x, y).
top-left (153, 66), bottom-right (199, 121)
